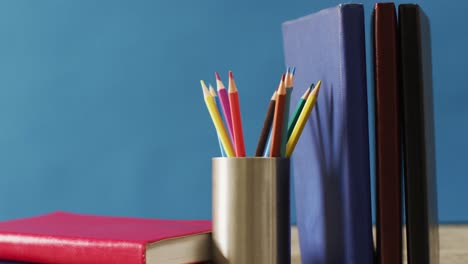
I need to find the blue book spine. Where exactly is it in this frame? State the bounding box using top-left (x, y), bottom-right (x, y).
top-left (282, 4), bottom-right (374, 264)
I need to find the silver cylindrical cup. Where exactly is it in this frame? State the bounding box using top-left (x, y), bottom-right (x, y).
top-left (212, 157), bottom-right (290, 264)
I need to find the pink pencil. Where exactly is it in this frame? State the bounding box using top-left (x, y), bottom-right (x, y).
top-left (215, 72), bottom-right (235, 144)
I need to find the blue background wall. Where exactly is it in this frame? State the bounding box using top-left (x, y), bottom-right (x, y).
top-left (0, 0), bottom-right (466, 223)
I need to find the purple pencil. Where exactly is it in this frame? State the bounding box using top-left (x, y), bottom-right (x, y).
top-left (215, 72), bottom-right (235, 145)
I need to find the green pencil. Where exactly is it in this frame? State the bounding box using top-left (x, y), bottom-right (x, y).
top-left (287, 84), bottom-right (313, 140)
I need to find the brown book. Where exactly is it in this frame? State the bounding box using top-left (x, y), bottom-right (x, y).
top-left (373, 3), bottom-right (402, 264)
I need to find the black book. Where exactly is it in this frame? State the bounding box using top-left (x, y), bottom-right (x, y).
top-left (398, 4), bottom-right (439, 264)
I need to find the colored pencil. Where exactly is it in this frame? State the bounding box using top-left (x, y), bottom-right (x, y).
top-left (255, 91), bottom-right (277, 156)
top-left (280, 69), bottom-right (294, 156)
top-left (215, 72), bottom-right (235, 144)
top-left (263, 129), bottom-right (273, 157)
top-left (201, 80), bottom-right (235, 157)
top-left (286, 81), bottom-right (322, 157)
top-left (264, 79), bottom-right (283, 157)
top-left (209, 84), bottom-right (227, 157)
top-left (228, 71), bottom-right (246, 157)
top-left (269, 74), bottom-right (286, 157)
top-left (287, 84), bottom-right (312, 140)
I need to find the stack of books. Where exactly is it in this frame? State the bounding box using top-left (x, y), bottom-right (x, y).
top-left (283, 3), bottom-right (438, 264)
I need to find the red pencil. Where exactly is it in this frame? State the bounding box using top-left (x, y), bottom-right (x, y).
top-left (228, 71), bottom-right (246, 157)
top-left (270, 74), bottom-right (286, 157)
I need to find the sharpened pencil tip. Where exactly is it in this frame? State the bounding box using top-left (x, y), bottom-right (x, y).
top-left (228, 71), bottom-right (237, 92)
top-left (200, 80), bottom-right (209, 96)
top-left (271, 91), bottom-right (277, 100)
top-left (209, 84), bottom-right (217, 97)
top-left (200, 80), bottom-right (206, 88)
top-left (303, 86), bottom-right (312, 99)
top-left (278, 74), bottom-right (286, 94)
top-left (311, 81), bottom-right (322, 96)
top-left (292, 67), bottom-right (296, 75)
top-left (215, 73), bottom-right (225, 90)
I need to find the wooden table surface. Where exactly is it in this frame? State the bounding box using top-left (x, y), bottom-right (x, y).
top-left (291, 225), bottom-right (468, 263)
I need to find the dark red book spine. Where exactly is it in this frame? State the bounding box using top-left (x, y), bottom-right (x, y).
top-left (373, 3), bottom-right (402, 264)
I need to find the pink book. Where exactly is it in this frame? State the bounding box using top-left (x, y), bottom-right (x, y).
top-left (0, 211), bottom-right (212, 264)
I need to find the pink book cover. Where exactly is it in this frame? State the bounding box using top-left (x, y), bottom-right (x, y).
top-left (0, 211), bottom-right (211, 264)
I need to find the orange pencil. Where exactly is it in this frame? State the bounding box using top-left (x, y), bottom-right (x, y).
top-left (228, 71), bottom-right (246, 157)
top-left (270, 74), bottom-right (286, 157)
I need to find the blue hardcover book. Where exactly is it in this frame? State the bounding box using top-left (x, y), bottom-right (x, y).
top-left (282, 4), bottom-right (374, 264)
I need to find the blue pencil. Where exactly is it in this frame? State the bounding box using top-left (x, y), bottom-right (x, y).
top-left (263, 129), bottom-right (273, 157)
top-left (217, 135), bottom-right (226, 157)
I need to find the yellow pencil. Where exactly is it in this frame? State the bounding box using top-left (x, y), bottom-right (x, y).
top-left (201, 80), bottom-right (235, 157)
top-left (285, 81), bottom-right (322, 157)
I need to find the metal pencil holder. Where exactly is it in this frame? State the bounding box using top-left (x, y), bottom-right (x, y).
top-left (212, 157), bottom-right (290, 264)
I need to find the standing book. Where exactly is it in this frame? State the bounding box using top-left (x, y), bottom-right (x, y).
top-left (282, 4), bottom-right (374, 264)
top-left (373, 3), bottom-right (402, 264)
top-left (0, 211), bottom-right (212, 264)
top-left (399, 4), bottom-right (439, 264)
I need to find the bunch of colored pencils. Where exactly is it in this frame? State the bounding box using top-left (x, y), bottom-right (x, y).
top-left (201, 68), bottom-right (321, 158)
